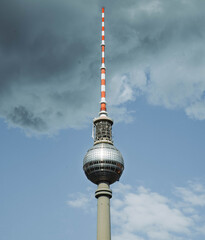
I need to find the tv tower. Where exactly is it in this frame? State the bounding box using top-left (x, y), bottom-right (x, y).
top-left (83, 7), bottom-right (124, 240)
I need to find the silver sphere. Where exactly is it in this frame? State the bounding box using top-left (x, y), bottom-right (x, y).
top-left (83, 143), bottom-right (124, 185)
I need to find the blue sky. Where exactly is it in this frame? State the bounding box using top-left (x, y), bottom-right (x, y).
top-left (1, 0), bottom-right (205, 240)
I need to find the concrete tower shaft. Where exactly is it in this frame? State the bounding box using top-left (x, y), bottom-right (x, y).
top-left (95, 183), bottom-right (112, 240)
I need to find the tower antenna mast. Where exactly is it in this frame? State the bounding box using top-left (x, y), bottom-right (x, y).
top-left (100, 7), bottom-right (107, 116)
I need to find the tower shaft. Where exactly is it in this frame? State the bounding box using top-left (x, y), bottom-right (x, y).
top-left (95, 183), bottom-right (112, 240)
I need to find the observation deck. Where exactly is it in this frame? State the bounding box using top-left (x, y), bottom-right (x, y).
top-left (83, 115), bottom-right (124, 185)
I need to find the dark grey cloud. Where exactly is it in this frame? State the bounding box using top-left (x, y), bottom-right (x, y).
top-left (0, 0), bottom-right (100, 134)
top-left (0, 0), bottom-right (205, 134)
top-left (8, 105), bottom-right (47, 131)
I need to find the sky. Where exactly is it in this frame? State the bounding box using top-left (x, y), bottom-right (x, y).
top-left (1, 0), bottom-right (205, 239)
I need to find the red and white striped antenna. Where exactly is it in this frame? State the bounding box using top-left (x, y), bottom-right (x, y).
top-left (100, 7), bottom-right (107, 116)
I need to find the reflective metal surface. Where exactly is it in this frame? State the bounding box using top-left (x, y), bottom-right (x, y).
top-left (83, 143), bottom-right (124, 184)
top-left (83, 143), bottom-right (124, 165)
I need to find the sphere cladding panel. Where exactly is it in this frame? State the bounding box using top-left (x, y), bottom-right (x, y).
top-left (83, 143), bottom-right (124, 184)
top-left (83, 143), bottom-right (124, 165)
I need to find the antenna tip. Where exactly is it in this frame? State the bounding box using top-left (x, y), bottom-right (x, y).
top-left (102, 7), bottom-right (105, 13)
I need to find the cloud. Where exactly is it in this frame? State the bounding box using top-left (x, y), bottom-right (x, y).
top-left (105, 0), bottom-right (205, 121)
top-left (0, 0), bottom-right (100, 134)
top-left (67, 193), bottom-right (91, 208)
top-left (175, 182), bottom-right (205, 207)
top-left (185, 101), bottom-right (205, 120)
top-left (1, 0), bottom-right (205, 134)
top-left (67, 187), bottom-right (96, 213)
top-left (104, 0), bottom-right (205, 122)
top-left (67, 182), bottom-right (205, 240)
top-left (112, 185), bottom-right (192, 240)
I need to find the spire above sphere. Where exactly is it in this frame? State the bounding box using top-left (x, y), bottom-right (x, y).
top-left (100, 7), bottom-right (107, 116)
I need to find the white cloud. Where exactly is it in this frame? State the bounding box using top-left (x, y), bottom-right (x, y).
top-left (108, 71), bottom-right (146, 106)
top-left (67, 193), bottom-right (90, 208)
top-left (112, 232), bottom-right (144, 240)
top-left (67, 188), bottom-right (95, 213)
top-left (68, 182), bottom-right (205, 240)
top-left (185, 101), bottom-right (205, 120)
top-left (112, 185), bottom-right (193, 240)
top-left (175, 182), bottom-right (205, 207)
top-left (109, 106), bottom-right (134, 124)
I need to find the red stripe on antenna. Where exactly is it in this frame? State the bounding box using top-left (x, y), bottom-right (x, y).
top-left (100, 7), bottom-right (107, 115)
